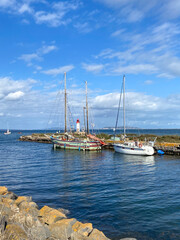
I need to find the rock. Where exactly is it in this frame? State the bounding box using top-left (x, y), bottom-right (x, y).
top-left (49, 218), bottom-right (77, 240)
top-left (1, 197), bottom-right (14, 207)
top-left (15, 196), bottom-right (32, 206)
top-left (0, 216), bottom-right (6, 234)
top-left (3, 191), bottom-right (18, 200)
top-left (72, 221), bottom-right (93, 237)
top-left (0, 202), bottom-right (12, 216)
top-left (89, 228), bottom-right (110, 240)
top-left (30, 225), bottom-right (51, 240)
top-left (70, 231), bottom-right (89, 240)
top-left (0, 187), bottom-right (111, 240)
top-left (4, 224), bottom-right (28, 240)
top-left (18, 200), bottom-right (39, 217)
top-left (39, 205), bottom-right (66, 225)
top-left (0, 187), bottom-right (8, 195)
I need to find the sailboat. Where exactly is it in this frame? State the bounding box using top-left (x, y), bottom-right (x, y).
top-left (4, 129), bottom-right (11, 135)
top-left (113, 75), bottom-right (155, 156)
top-left (50, 73), bottom-right (105, 151)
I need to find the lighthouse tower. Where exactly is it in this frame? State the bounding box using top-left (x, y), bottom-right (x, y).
top-left (76, 119), bottom-right (80, 133)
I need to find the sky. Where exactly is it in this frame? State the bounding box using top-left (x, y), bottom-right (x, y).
top-left (1, 0), bottom-right (180, 130)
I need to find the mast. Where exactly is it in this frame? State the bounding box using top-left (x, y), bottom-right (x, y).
top-left (83, 107), bottom-right (86, 133)
top-left (85, 81), bottom-right (89, 134)
top-left (123, 75), bottom-right (125, 140)
top-left (64, 72), bottom-right (67, 133)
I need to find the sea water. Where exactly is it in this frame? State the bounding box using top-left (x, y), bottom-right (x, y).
top-left (0, 130), bottom-right (180, 240)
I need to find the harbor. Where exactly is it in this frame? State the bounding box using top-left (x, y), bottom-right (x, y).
top-left (1, 0), bottom-right (180, 239)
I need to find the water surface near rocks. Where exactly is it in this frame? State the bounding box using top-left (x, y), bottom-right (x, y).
top-left (0, 131), bottom-right (180, 240)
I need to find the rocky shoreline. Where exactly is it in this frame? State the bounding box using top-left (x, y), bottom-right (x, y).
top-left (0, 186), bottom-right (136, 240)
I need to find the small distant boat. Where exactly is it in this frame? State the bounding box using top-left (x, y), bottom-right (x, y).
top-left (18, 132), bottom-right (22, 134)
top-left (4, 129), bottom-right (11, 135)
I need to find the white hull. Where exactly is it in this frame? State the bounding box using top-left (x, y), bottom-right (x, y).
top-left (114, 143), bottom-right (154, 156)
top-left (4, 130), bottom-right (11, 135)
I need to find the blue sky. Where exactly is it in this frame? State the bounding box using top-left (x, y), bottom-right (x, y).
top-left (1, 0), bottom-right (180, 130)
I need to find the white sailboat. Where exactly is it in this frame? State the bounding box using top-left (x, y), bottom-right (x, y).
top-left (4, 129), bottom-right (11, 135)
top-left (113, 75), bottom-right (155, 156)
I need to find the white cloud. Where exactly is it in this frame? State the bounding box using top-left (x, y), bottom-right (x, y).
top-left (5, 91), bottom-right (24, 100)
top-left (18, 3), bottom-right (32, 14)
top-left (82, 63), bottom-right (104, 73)
top-left (39, 45), bottom-right (57, 55)
top-left (19, 53), bottom-right (41, 64)
top-left (0, 0), bottom-right (15, 7)
top-left (42, 65), bottom-right (74, 76)
top-left (19, 44), bottom-right (57, 66)
top-left (74, 22), bottom-right (92, 33)
top-left (90, 91), bottom-right (180, 128)
top-left (34, 11), bottom-right (64, 27)
top-left (144, 80), bottom-right (153, 85)
top-left (113, 64), bottom-right (157, 75)
top-left (0, 0), bottom-right (81, 27)
top-left (93, 22), bottom-right (180, 77)
top-left (111, 29), bottom-right (125, 37)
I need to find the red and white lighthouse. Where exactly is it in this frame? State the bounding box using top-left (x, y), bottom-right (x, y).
top-left (76, 119), bottom-right (80, 133)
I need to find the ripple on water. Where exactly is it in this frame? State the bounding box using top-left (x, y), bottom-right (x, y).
top-left (0, 132), bottom-right (180, 240)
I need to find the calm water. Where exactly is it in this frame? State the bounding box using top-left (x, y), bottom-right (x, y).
top-left (0, 130), bottom-right (180, 240)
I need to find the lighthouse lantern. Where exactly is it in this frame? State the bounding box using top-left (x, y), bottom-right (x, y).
top-left (76, 119), bottom-right (80, 133)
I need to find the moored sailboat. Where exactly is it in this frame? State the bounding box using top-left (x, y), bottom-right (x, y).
top-left (113, 75), bottom-right (155, 156)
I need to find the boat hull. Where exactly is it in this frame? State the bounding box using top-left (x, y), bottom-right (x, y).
top-left (51, 137), bottom-right (101, 151)
top-left (114, 144), bottom-right (154, 156)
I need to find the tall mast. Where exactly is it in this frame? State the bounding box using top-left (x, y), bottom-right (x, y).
top-left (85, 81), bottom-right (89, 134)
top-left (64, 72), bottom-right (67, 133)
top-left (83, 107), bottom-right (86, 133)
top-left (123, 75), bottom-right (125, 140)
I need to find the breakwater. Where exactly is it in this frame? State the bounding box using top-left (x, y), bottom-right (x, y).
top-left (1, 186), bottom-right (135, 240)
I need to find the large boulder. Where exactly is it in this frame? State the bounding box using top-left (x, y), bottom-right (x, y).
top-left (15, 196), bottom-right (32, 206)
top-left (3, 224), bottom-right (28, 240)
top-left (0, 187), bottom-right (8, 195)
top-left (72, 221), bottom-right (93, 237)
top-left (49, 218), bottom-right (77, 240)
top-left (89, 228), bottom-right (110, 240)
top-left (39, 205), bottom-right (66, 225)
top-left (29, 225), bottom-right (51, 240)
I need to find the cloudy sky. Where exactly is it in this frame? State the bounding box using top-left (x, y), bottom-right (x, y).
top-left (1, 0), bottom-right (180, 130)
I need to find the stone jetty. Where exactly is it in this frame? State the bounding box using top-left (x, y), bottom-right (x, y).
top-left (0, 186), bottom-right (136, 240)
top-left (19, 134), bottom-right (52, 144)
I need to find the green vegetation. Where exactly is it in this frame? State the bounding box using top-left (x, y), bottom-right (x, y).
top-left (96, 133), bottom-right (113, 140)
top-left (30, 133), bottom-right (180, 143)
top-left (97, 133), bottom-right (180, 143)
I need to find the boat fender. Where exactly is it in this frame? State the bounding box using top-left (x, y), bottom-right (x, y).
top-left (157, 150), bottom-right (164, 155)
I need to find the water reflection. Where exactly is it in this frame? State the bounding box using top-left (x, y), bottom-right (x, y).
top-left (113, 152), bottom-right (155, 166)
